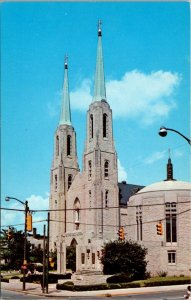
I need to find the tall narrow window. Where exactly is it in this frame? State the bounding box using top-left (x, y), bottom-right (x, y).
top-left (56, 135), bottom-right (59, 156)
top-left (136, 216), bottom-right (139, 241)
top-left (140, 216), bottom-right (143, 241)
top-left (105, 190), bottom-right (109, 207)
top-left (168, 250), bottom-right (176, 264)
top-left (67, 135), bottom-right (71, 156)
top-left (104, 161), bottom-right (109, 178)
top-left (81, 253), bottom-right (85, 265)
top-left (166, 202), bottom-right (177, 243)
top-left (90, 114), bottom-right (93, 139)
top-left (88, 161), bottom-right (92, 179)
top-left (136, 206), bottom-right (142, 241)
top-left (55, 175), bottom-right (57, 192)
top-left (68, 175), bottom-right (72, 189)
top-left (103, 113), bottom-right (108, 138)
top-left (92, 253), bottom-right (95, 265)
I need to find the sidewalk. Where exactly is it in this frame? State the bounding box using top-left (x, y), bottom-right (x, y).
top-left (1, 279), bottom-right (188, 298)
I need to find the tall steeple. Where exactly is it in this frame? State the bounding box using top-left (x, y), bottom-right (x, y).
top-left (93, 20), bottom-right (106, 102)
top-left (166, 149), bottom-right (175, 181)
top-left (59, 56), bottom-right (72, 126)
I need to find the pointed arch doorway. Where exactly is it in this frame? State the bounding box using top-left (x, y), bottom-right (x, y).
top-left (66, 238), bottom-right (77, 272)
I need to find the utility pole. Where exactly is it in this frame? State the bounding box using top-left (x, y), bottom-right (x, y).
top-left (42, 224), bottom-right (46, 293)
top-left (23, 200), bottom-right (29, 291)
top-left (46, 212), bottom-right (50, 294)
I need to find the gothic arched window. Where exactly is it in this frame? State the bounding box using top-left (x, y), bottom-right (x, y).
top-left (90, 114), bottom-right (93, 139)
top-left (55, 174), bottom-right (58, 191)
top-left (68, 174), bottom-right (72, 189)
top-left (74, 198), bottom-right (80, 230)
top-left (56, 135), bottom-right (59, 156)
top-left (67, 135), bottom-right (71, 156)
top-left (104, 160), bottom-right (109, 178)
top-left (103, 113), bottom-right (108, 138)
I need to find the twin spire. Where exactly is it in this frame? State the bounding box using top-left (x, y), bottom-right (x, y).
top-left (59, 56), bottom-right (72, 126)
top-left (93, 20), bottom-right (107, 102)
top-left (59, 20), bottom-right (107, 126)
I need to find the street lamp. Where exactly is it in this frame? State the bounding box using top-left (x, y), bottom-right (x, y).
top-left (5, 196), bottom-right (29, 291)
top-left (159, 126), bottom-right (191, 145)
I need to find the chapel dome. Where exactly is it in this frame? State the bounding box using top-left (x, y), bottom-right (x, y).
top-left (137, 180), bottom-right (191, 194)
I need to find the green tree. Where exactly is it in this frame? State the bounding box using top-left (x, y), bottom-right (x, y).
top-left (29, 247), bottom-right (43, 263)
top-left (0, 227), bottom-right (31, 269)
top-left (101, 240), bottom-right (147, 280)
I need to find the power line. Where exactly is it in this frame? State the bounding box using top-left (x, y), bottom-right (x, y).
top-left (2, 208), bottom-right (191, 230)
top-left (1, 200), bottom-right (191, 213)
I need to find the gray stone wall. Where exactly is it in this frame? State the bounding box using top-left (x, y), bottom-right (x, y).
top-left (127, 188), bottom-right (191, 276)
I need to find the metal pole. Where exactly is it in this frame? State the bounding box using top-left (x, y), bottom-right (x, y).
top-left (166, 128), bottom-right (191, 145)
top-left (42, 224), bottom-right (46, 293)
top-left (46, 212), bottom-right (50, 294)
top-left (23, 200), bottom-right (28, 291)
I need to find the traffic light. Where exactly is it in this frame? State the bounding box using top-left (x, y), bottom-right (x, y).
top-left (7, 228), bottom-right (13, 240)
top-left (118, 227), bottom-right (125, 241)
top-left (156, 222), bottom-right (163, 235)
top-left (49, 257), bottom-right (55, 268)
top-left (26, 213), bottom-right (32, 231)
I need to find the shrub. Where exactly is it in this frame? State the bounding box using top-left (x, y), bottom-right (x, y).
top-left (157, 271), bottom-right (167, 277)
top-left (101, 240), bottom-right (147, 280)
top-left (11, 276), bottom-right (20, 279)
top-left (20, 273), bottom-right (71, 284)
top-left (108, 283), bottom-right (121, 289)
top-left (75, 283), bottom-right (108, 291)
top-left (120, 282), bottom-right (141, 288)
top-left (144, 278), bottom-right (191, 287)
top-left (57, 281), bottom-right (74, 291)
top-left (107, 274), bottom-right (131, 283)
top-left (1, 278), bottom-right (9, 283)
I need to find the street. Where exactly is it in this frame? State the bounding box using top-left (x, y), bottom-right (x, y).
top-left (1, 289), bottom-right (186, 300)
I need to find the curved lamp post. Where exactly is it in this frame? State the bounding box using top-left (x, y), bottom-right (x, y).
top-left (159, 126), bottom-right (191, 145)
top-left (5, 196), bottom-right (29, 291)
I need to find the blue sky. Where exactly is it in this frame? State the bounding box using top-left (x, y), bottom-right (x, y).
top-left (1, 2), bottom-right (190, 234)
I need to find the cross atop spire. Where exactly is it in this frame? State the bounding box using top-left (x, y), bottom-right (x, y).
top-left (98, 19), bottom-right (102, 36)
top-left (92, 20), bottom-right (106, 102)
top-left (59, 55), bottom-right (72, 126)
top-left (64, 54), bottom-right (68, 69)
top-left (168, 148), bottom-right (171, 159)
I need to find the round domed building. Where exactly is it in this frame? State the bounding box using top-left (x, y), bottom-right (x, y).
top-left (127, 157), bottom-right (191, 276)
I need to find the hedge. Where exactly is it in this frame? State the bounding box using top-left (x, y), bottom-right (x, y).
top-left (10, 276), bottom-right (20, 279)
top-left (57, 281), bottom-right (74, 291)
top-left (144, 278), bottom-right (191, 287)
top-left (106, 274), bottom-right (132, 284)
top-left (75, 283), bottom-right (108, 291)
top-left (56, 276), bottom-right (191, 292)
top-left (1, 278), bottom-right (9, 283)
top-left (20, 273), bottom-right (72, 284)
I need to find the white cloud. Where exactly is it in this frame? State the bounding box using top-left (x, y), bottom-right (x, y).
top-left (173, 149), bottom-right (184, 158)
top-left (118, 159), bottom-right (128, 182)
top-left (70, 70), bottom-right (180, 125)
top-left (70, 79), bottom-right (92, 111)
top-left (144, 150), bottom-right (166, 165)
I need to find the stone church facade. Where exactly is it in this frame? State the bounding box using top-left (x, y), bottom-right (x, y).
top-left (49, 23), bottom-right (191, 276)
top-left (49, 23), bottom-right (120, 273)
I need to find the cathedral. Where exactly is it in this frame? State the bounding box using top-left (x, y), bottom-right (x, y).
top-left (49, 22), bottom-right (191, 276)
top-left (49, 23), bottom-right (140, 273)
